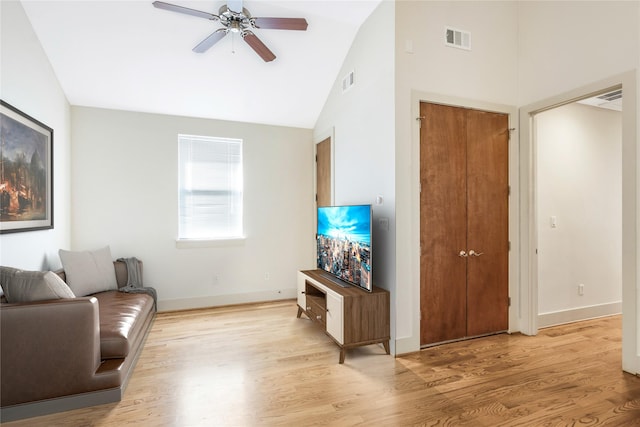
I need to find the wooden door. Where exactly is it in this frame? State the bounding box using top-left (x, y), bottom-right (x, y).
top-left (316, 137), bottom-right (331, 207)
top-left (420, 102), bottom-right (509, 346)
top-left (466, 110), bottom-right (509, 336)
top-left (420, 103), bottom-right (468, 344)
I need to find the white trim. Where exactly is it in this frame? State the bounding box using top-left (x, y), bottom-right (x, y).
top-left (538, 302), bottom-right (622, 329)
top-left (175, 237), bottom-right (246, 249)
top-left (394, 336), bottom-right (418, 356)
top-left (519, 70), bottom-right (638, 374)
top-left (158, 289), bottom-right (297, 312)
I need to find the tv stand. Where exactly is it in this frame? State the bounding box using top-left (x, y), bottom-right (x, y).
top-left (296, 269), bottom-right (390, 363)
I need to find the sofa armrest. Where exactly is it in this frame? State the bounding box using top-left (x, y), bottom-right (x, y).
top-left (0, 297), bottom-right (102, 406)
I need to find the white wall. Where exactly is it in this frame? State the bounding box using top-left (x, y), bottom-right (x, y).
top-left (71, 107), bottom-right (314, 311)
top-left (0, 1), bottom-right (71, 270)
top-left (313, 1), bottom-right (396, 350)
top-left (394, 0), bottom-right (519, 354)
top-left (536, 103), bottom-right (622, 326)
top-left (517, 1), bottom-right (639, 107)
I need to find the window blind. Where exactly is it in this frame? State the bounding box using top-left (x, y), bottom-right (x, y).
top-left (178, 134), bottom-right (243, 239)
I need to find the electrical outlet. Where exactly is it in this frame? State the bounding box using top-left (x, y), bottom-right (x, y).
top-left (578, 283), bottom-right (584, 296)
top-left (264, 273), bottom-right (270, 281)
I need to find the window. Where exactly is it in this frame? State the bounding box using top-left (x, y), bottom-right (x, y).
top-left (178, 134), bottom-right (243, 240)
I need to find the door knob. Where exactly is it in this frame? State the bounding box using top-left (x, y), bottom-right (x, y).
top-left (469, 250), bottom-right (484, 257)
top-left (459, 250), bottom-right (468, 257)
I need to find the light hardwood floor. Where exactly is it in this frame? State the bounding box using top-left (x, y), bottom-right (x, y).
top-left (5, 301), bottom-right (640, 426)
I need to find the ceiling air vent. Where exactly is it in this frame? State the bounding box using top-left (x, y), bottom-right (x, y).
top-left (597, 89), bottom-right (622, 102)
top-left (577, 89), bottom-right (623, 111)
top-left (445, 26), bottom-right (471, 50)
top-left (342, 70), bottom-right (355, 93)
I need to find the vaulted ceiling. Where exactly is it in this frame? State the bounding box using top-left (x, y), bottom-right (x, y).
top-left (21, 0), bottom-right (382, 129)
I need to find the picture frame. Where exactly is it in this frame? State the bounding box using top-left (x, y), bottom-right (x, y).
top-left (0, 100), bottom-right (53, 233)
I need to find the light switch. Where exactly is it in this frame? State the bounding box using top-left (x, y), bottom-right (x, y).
top-left (550, 216), bottom-right (557, 228)
top-left (405, 39), bottom-right (414, 54)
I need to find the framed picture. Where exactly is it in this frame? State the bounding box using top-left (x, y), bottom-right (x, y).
top-left (0, 100), bottom-right (53, 233)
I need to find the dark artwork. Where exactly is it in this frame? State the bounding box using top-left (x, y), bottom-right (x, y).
top-left (0, 101), bottom-right (52, 233)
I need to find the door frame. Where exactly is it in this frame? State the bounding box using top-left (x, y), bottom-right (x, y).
top-left (411, 91), bottom-right (519, 339)
top-left (519, 71), bottom-right (638, 374)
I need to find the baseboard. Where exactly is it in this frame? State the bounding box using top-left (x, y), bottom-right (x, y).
top-left (0, 387), bottom-right (122, 423)
top-left (538, 301), bottom-right (622, 329)
top-left (394, 336), bottom-right (419, 356)
top-left (158, 288), bottom-right (297, 312)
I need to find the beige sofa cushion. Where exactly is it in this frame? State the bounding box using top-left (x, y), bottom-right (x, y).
top-left (59, 246), bottom-right (118, 296)
top-left (0, 267), bottom-right (76, 303)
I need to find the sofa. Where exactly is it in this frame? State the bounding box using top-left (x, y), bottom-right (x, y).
top-left (0, 258), bottom-right (155, 422)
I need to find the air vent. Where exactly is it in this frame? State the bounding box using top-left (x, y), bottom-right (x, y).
top-left (597, 89), bottom-right (622, 102)
top-left (577, 89), bottom-right (623, 111)
top-left (342, 70), bottom-right (355, 93)
top-left (445, 26), bottom-right (471, 50)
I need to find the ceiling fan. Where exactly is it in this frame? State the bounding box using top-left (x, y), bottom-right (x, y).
top-left (152, 0), bottom-right (308, 62)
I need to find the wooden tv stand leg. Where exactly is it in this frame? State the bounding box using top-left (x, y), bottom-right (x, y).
top-left (296, 306), bottom-right (303, 318)
top-left (338, 340), bottom-right (388, 364)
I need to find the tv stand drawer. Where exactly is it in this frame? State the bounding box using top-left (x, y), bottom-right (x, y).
top-left (306, 294), bottom-right (326, 326)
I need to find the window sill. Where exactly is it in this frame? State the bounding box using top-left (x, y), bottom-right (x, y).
top-left (175, 237), bottom-right (246, 249)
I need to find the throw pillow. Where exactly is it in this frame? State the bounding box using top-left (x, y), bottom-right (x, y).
top-left (0, 267), bottom-right (76, 303)
top-left (59, 246), bottom-right (118, 296)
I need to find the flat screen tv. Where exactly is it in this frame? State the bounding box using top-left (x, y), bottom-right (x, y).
top-left (316, 204), bottom-right (372, 292)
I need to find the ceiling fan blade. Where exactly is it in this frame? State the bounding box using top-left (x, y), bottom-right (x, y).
top-left (252, 17), bottom-right (308, 31)
top-left (152, 1), bottom-right (218, 21)
top-left (242, 31), bottom-right (276, 62)
top-left (193, 29), bottom-right (228, 53)
top-left (227, 0), bottom-right (243, 13)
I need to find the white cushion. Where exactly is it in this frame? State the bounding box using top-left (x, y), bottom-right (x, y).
top-left (0, 267), bottom-right (76, 303)
top-left (59, 246), bottom-right (118, 296)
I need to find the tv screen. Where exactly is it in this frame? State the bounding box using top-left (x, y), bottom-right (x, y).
top-left (317, 204), bottom-right (372, 292)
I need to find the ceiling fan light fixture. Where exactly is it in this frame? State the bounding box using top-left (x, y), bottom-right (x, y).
top-left (229, 21), bottom-right (242, 33)
top-left (153, 1), bottom-right (307, 62)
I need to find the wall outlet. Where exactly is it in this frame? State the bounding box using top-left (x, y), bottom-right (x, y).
top-left (578, 283), bottom-right (584, 296)
top-left (264, 273), bottom-right (270, 281)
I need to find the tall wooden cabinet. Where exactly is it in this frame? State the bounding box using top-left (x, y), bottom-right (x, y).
top-left (297, 270), bottom-right (390, 363)
top-left (420, 102), bottom-right (509, 346)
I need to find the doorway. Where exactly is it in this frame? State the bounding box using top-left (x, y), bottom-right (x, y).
top-left (534, 97), bottom-right (622, 328)
top-left (518, 71), bottom-right (638, 374)
top-left (419, 102), bottom-right (509, 346)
